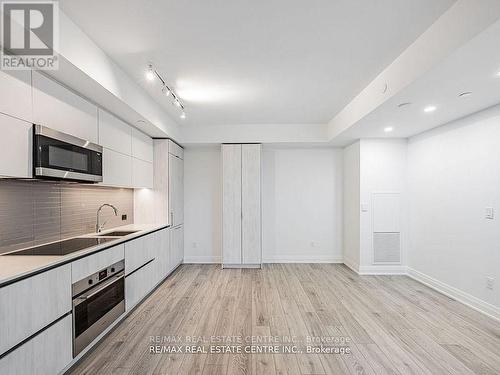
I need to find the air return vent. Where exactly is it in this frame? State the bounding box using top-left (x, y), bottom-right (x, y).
top-left (373, 232), bottom-right (401, 263)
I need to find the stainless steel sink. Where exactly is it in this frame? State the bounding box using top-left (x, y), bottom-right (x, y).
top-left (97, 230), bottom-right (139, 237)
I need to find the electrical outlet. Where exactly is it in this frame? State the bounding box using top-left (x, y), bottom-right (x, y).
top-left (121, 214), bottom-right (127, 221)
top-left (485, 207), bottom-right (494, 220)
top-left (486, 277), bottom-right (494, 290)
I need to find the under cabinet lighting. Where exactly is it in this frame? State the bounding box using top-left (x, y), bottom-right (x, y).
top-left (384, 126), bottom-right (393, 133)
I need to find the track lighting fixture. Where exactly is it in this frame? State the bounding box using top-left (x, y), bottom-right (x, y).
top-left (145, 63), bottom-right (185, 118)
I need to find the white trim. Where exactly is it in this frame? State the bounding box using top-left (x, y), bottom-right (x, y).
top-left (343, 256), bottom-right (360, 273)
top-left (263, 255), bottom-right (343, 263)
top-left (183, 255), bottom-right (221, 264)
top-left (407, 267), bottom-right (500, 322)
top-left (357, 264), bottom-right (408, 275)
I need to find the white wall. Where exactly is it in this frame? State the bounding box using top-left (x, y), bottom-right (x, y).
top-left (183, 147), bottom-right (222, 263)
top-left (359, 139), bottom-right (408, 273)
top-left (408, 104), bottom-right (500, 316)
top-left (343, 142), bottom-right (360, 270)
top-left (262, 147), bottom-right (343, 262)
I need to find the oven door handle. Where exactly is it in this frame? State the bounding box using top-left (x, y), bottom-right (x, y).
top-left (74, 273), bottom-right (124, 303)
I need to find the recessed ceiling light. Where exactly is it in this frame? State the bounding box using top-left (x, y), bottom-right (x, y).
top-left (397, 102), bottom-right (411, 108)
top-left (458, 91), bottom-right (472, 97)
top-left (496, 71), bottom-right (500, 77)
top-left (180, 111), bottom-right (186, 119)
top-left (384, 126), bottom-right (393, 133)
top-left (424, 105), bottom-right (437, 113)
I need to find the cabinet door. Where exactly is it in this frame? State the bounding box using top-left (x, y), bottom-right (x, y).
top-left (102, 148), bottom-right (132, 188)
top-left (168, 154), bottom-right (184, 226)
top-left (98, 109), bottom-right (132, 155)
top-left (125, 259), bottom-right (156, 311)
top-left (124, 235), bottom-right (156, 275)
top-left (170, 225), bottom-right (184, 269)
top-left (0, 265), bottom-right (71, 355)
top-left (241, 144), bottom-right (262, 264)
top-left (132, 158), bottom-right (153, 188)
top-left (131, 127), bottom-right (153, 162)
top-left (0, 314), bottom-right (72, 375)
top-left (32, 71), bottom-right (98, 143)
top-left (0, 114), bottom-right (32, 178)
top-left (154, 228), bottom-right (170, 282)
top-left (222, 144), bottom-right (242, 265)
top-left (0, 70), bottom-right (32, 122)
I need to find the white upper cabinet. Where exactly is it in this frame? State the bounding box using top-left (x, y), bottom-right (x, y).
top-left (132, 158), bottom-right (154, 189)
top-left (102, 148), bottom-right (132, 188)
top-left (131, 127), bottom-right (154, 163)
top-left (0, 70), bottom-right (32, 122)
top-left (98, 109), bottom-right (132, 155)
top-left (0, 113), bottom-right (32, 178)
top-left (32, 71), bottom-right (98, 143)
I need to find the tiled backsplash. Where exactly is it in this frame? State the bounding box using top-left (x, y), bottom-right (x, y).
top-left (0, 180), bottom-right (134, 254)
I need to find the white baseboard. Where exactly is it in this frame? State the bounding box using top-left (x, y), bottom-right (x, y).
top-left (263, 255), bottom-right (343, 263)
top-left (357, 264), bottom-right (408, 275)
top-left (343, 257), bottom-right (359, 273)
top-left (183, 255), bottom-right (221, 264)
top-left (407, 267), bottom-right (500, 322)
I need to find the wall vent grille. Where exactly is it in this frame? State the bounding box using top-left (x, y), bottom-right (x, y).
top-left (373, 232), bottom-right (400, 263)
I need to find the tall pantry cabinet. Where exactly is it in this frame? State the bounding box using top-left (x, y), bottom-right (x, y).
top-left (222, 144), bottom-right (262, 268)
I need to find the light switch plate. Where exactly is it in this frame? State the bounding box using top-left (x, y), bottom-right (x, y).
top-left (485, 207), bottom-right (494, 220)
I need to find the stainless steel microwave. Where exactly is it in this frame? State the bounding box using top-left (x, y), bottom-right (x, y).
top-left (33, 125), bottom-right (103, 182)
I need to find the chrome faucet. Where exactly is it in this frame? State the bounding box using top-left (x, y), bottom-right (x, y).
top-left (96, 204), bottom-right (118, 233)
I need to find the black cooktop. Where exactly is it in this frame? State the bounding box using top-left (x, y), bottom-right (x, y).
top-left (8, 237), bottom-right (117, 256)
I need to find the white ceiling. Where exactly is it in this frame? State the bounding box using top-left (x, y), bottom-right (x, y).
top-left (60, 0), bottom-right (455, 127)
top-left (333, 18), bottom-right (500, 145)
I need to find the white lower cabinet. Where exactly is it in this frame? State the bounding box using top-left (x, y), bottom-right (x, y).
top-left (154, 228), bottom-right (171, 284)
top-left (170, 225), bottom-right (184, 271)
top-left (125, 259), bottom-right (156, 311)
top-left (71, 244), bottom-right (125, 282)
top-left (124, 235), bottom-right (156, 275)
top-left (0, 314), bottom-right (72, 375)
top-left (0, 265), bottom-right (71, 355)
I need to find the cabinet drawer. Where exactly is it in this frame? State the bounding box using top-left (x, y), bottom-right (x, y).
top-left (0, 314), bottom-right (72, 375)
top-left (124, 234), bottom-right (156, 275)
top-left (125, 259), bottom-right (156, 311)
top-left (71, 244), bottom-right (125, 282)
top-left (0, 265), bottom-right (71, 355)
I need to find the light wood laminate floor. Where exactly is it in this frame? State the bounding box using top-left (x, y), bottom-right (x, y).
top-left (69, 264), bottom-right (500, 375)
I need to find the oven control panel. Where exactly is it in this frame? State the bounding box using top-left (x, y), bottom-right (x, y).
top-left (72, 259), bottom-right (125, 297)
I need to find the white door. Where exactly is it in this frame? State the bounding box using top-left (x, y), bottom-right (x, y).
top-left (241, 144), bottom-right (262, 264)
top-left (168, 154), bottom-right (184, 226)
top-left (222, 144), bottom-right (242, 265)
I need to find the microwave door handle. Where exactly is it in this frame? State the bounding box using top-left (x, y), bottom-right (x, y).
top-left (77, 274), bottom-right (124, 301)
